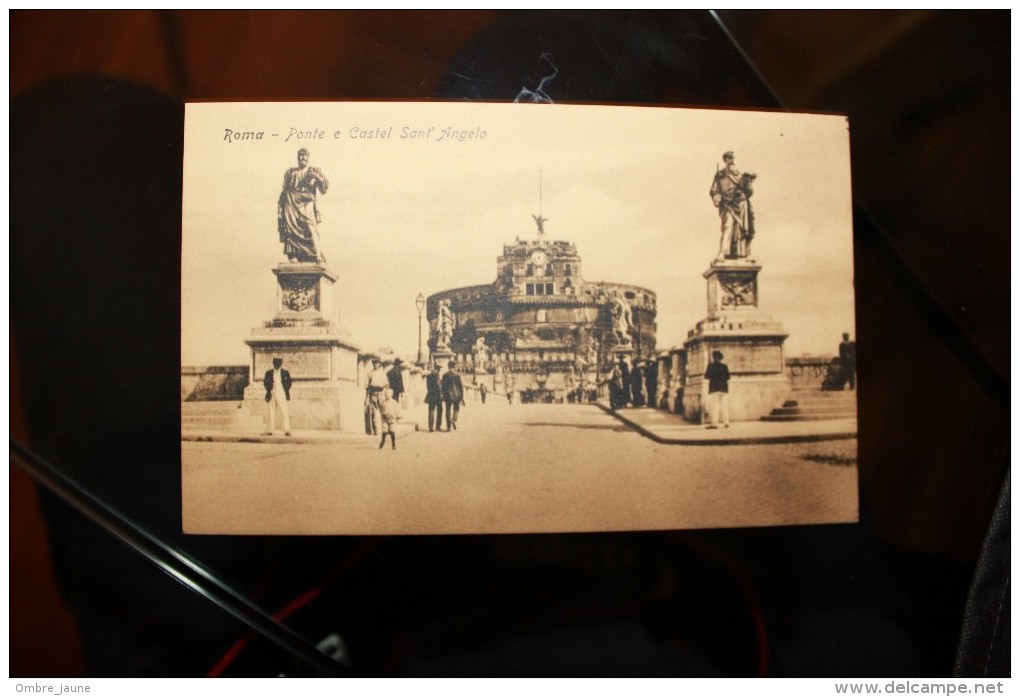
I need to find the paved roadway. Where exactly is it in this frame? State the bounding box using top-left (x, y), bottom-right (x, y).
top-left (182, 401), bottom-right (858, 535)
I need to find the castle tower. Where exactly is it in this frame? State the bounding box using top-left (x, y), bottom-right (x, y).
top-left (427, 214), bottom-right (657, 402)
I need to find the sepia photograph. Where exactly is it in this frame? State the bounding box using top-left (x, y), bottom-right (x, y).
top-left (181, 101), bottom-right (858, 534)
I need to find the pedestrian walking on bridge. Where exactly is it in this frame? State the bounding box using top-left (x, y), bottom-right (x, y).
top-left (442, 361), bottom-right (465, 431)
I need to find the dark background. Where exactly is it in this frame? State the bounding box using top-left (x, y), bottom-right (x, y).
top-left (11, 10), bottom-right (1009, 677)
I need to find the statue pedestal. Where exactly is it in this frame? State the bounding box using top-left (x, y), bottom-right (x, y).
top-left (611, 346), bottom-right (636, 362)
top-left (472, 368), bottom-right (493, 389)
top-left (430, 349), bottom-right (454, 369)
top-left (704, 259), bottom-right (761, 314)
top-left (271, 263), bottom-right (337, 321)
top-left (242, 263), bottom-right (362, 431)
top-left (682, 260), bottom-right (789, 423)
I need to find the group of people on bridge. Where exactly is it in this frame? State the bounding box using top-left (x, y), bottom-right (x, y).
top-left (608, 357), bottom-right (659, 411)
top-left (424, 361), bottom-right (466, 433)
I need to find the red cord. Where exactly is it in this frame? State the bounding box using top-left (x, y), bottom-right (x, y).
top-left (670, 532), bottom-right (771, 677)
top-left (206, 539), bottom-right (384, 677)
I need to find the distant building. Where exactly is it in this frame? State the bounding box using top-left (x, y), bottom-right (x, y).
top-left (427, 231), bottom-right (657, 402)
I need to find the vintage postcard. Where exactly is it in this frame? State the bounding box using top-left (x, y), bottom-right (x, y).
top-left (182, 101), bottom-right (857, 534)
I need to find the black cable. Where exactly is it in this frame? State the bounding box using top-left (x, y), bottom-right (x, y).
top-left (10, 438), bottom-right (351, 677)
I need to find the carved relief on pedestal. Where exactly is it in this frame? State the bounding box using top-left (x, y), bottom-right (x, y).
top-left (719, 277), bottom-right (757, 308)
top-left (705, 263), bottom-right (761, 316)
top-left (281, 278), bottom-right (320, 312)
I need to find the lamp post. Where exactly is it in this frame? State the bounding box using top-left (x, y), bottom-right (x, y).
top-left (414, 291), bottom-right (426, 365)
top-left (415, 293), bottom-right (426, 366)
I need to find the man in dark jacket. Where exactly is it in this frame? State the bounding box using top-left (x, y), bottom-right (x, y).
top-left (704, 350), bottom-right (730, 429)
top-left (387, 357), bottom-right (405, 403)
top-left (263, 357), bottom-right (293, 436)
top-left (630, 360), bottom-right (646, 408)
top-left (838, 332), bottom-right (856, 391)
top-left (441, 360), bottom-right (465, 431)
top-left (609, 365), bottom-right (625, 410)
top-left (618, 357), bottom-right (631, 408)
top-left (645, 359), bottom-right (659, 409)
top-left (424, 363), bottom-right (443, 432)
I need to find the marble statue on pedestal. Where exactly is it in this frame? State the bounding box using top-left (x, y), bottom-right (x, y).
top-left (680, 150), bottom-right (789, 423)
top-left (278, 148), bottom-right (329, 263)
top-left (473, 335), bottom-right (490, 366)
top-left (436, 298), bottom-right (455, 350)
top-left (710, 151), bottom-right (757, 261)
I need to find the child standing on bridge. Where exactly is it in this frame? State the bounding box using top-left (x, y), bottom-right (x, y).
top-left (378, 387), bottom-right (400, 450)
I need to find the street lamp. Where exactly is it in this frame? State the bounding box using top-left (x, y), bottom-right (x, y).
top-left (415, 292), bottom-right (426, 366)
top-left (580, 300), bottom-right (601, 402)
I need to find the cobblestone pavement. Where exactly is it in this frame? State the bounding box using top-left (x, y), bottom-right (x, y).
top-left (183, 402), bottom-right (858, 535)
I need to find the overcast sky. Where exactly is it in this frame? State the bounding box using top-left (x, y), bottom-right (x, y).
top-left (182, 102), bottom-right (855, 366)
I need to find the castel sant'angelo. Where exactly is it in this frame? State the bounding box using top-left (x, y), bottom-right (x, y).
top-left (427, 217), bottom-right (657, 402)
